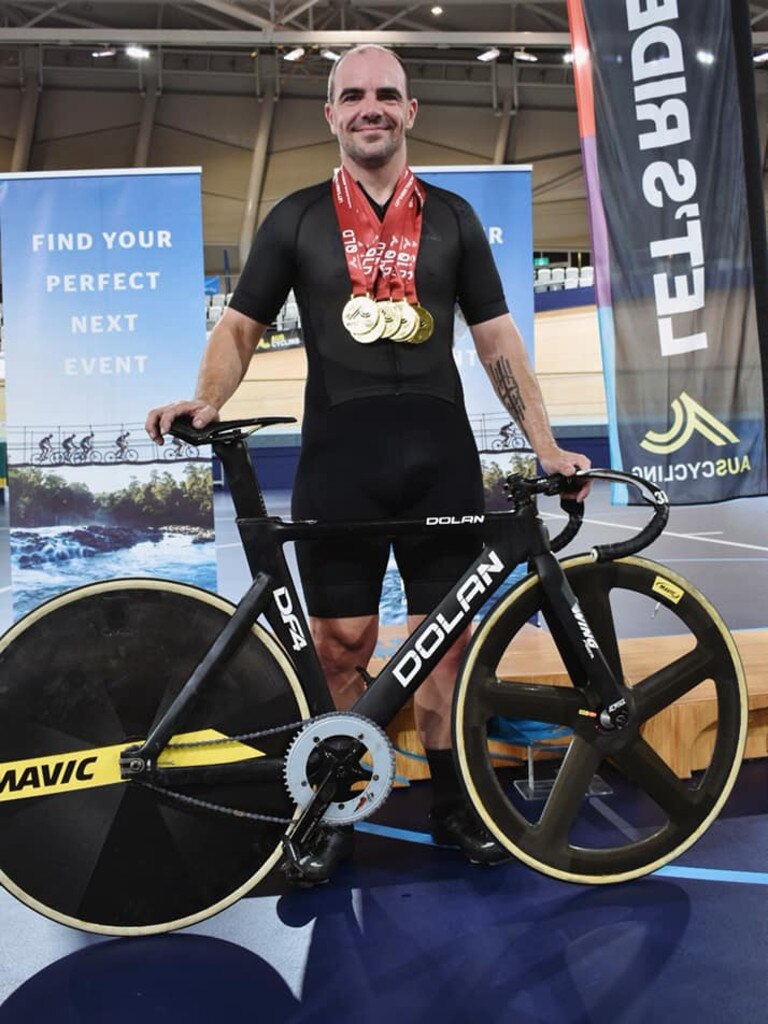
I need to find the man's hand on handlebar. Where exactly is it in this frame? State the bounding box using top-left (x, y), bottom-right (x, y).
top-left (145, 400), bottom-right (220, 445)
top-left (537, 447), bottom-right (592, 502)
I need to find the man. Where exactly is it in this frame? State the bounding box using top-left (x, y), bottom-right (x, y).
top-left (38, 434), bottom-right (53, 460)
top-left (62, 433), bottom-right (77, 462)
top-left (146, 44), bottom-right (590, 881)
top-left (116, 430), bottom-right (130, 457)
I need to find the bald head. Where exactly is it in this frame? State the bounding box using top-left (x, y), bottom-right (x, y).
top-left (326, 45), bottom-right (411, 103)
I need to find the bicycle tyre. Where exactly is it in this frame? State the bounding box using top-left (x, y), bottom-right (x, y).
top-left (0, 578), bottom-right (308, 935)
top-left (453, 555), bottom-right (747, 884)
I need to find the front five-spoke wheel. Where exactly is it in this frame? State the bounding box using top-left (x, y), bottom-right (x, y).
top-left (453, 555), bottom-right (747, 883)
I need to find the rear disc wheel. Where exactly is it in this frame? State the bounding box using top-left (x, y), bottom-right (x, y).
top-left (0, 579), bottom-right (307, 934)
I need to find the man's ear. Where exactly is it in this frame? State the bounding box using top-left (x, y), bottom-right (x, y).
top-left (324, 102), bottom-right (337, 136)
top-left (405, 97), bottom-right (418, 131)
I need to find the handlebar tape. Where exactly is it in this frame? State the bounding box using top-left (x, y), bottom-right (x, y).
top-left (592, 501), bottom-right (670, 562)
top-left (550, 497), bottom-right (584, 554)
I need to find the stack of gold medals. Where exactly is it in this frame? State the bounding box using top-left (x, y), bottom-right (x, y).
top-left (333, 164), bottom-right (434, 346)
top-left (341, 295), bottom-right (434, 345)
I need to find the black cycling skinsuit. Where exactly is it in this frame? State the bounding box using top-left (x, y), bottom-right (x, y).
top-left (229, 178), bottom-right (509, 617)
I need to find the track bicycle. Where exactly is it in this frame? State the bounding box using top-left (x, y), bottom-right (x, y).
top-left (163, 437), bottom-right (198, 460)
top-left (0, 417), bottom-right (747, 935)
top-left (105, 444), bottom-right (139, 463)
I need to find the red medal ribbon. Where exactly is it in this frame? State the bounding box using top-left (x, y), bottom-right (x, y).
top-left (332, 165), bottom-right (425, 303)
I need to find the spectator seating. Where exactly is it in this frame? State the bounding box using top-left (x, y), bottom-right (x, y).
top-left (534, 267), bottom-right (552, 292)
top-left (564, 267), bottom-right (580, 289)
top-left (534, 265), bottom-right (594, 295)
top-left (579, 265), bottom-right (595, 288)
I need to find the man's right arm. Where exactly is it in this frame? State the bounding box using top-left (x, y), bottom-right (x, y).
top-left (145, 307), bottom-right (268, 443)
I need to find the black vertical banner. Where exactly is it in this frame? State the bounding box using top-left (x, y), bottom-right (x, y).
top-left (568, 0), bottom-right (768, 501)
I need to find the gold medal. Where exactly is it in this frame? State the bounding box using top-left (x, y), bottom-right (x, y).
top-left (405, 304), bottom-right (434, 344)
top-left (390, 301), bottom-right (420, 342)
top-left (342, 295), bottom-right (384, 342)
top-left (378, 300), bottom-right (403, 339)
top-left (350, 309), bottom-right (385, 343)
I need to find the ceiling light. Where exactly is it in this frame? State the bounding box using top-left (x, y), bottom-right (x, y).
top-left (514, 49), bottom-right (538, 63)
top-left (431, 5), bottom-right (444, 13)
top-left (125, 45), bottom-right (150, 60)
top-left (283, 47), bottom-right (305, 62)
top-left (91, 47), bottom-right (116, 59)
top-left (755, 51), bottom-right (768, 63)
top-left (320, 49), bottom-right (340, 62)
top-left (477, 48), bottom-right (501, 63)
top-left (563, 51), bottom-right (575, 64)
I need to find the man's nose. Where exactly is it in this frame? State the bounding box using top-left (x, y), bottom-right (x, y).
top-left (359, 96), bottom-right (385, 119)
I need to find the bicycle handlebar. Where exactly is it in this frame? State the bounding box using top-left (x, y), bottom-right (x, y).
top-left (508, 468), bottom-right (670, 561)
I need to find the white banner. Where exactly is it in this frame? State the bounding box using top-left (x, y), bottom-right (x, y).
top-left (0, 168), bottom-right (216, 618)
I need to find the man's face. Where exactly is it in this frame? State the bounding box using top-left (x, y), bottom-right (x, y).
top-left (325, 48), bottom-right (417, 169)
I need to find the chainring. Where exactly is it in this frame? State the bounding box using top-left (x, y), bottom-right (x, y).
top-left (283, 712), bottom-right (396, 825)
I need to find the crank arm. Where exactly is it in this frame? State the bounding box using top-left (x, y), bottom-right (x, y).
top-left (282, 771), bottom-right (337, 863)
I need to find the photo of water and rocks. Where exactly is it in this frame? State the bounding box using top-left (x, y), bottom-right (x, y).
top-left (8, 462), bottom-right (216, 619)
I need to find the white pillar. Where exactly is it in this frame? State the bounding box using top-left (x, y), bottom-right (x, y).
top-left (133, 88), bottom-right (160, 168)
top-left (10, 53), bottom-right (41, 173)
top-left (492, 64), bottom-right (515, 165)
top-left (239, 84), bottom-right (277, 270)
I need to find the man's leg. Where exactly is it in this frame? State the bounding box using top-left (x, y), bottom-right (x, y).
top-left (310, 613), bottom-right (379, 709)
top-left (408, 614), bottom-right (510, 866)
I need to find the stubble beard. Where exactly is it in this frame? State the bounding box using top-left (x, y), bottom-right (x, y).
top-left (342, 126), bottom-right (403, 170)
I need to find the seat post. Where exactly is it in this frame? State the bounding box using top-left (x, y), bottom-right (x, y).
top-left (212, 435), bottom-right (268, 519)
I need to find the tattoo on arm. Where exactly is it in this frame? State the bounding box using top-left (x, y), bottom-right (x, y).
top-left (489, 357), bottom-right (526, 423)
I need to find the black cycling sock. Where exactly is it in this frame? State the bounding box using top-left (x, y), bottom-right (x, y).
top-left (425, 748), bottom-right (463, 814)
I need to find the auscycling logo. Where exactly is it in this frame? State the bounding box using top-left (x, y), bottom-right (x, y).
top-left (632, 391), bottom-right (750, 485)
top-left (639, 392), bottom-right (738, 455)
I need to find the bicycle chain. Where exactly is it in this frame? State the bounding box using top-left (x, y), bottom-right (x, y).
top-left (163, 717), bottom-right (307, 750)
top-left (134, 716), bottom-right (309, 825)
top-left (135, 779), bottom-right (294, 824)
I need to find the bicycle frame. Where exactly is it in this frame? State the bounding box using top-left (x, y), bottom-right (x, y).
top-left (121, 433), bottom-right (631, 780)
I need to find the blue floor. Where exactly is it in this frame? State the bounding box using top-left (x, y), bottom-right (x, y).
top-left (0, 759), bottom-right (767, 1023)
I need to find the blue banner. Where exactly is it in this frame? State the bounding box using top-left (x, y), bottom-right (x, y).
top-left (0, 168), bottom-right (216, 618)
top-left (415, 165), bottom-right (535, 476)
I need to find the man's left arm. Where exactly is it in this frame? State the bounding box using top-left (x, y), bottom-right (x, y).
top-left (471, 312), bottom-right (592, 498)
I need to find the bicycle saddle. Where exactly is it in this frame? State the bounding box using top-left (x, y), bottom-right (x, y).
top-left (170, 415), bottom-right (297, 445)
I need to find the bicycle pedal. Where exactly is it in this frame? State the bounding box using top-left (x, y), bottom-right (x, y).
top-left (279, 834), bottom-right (326, 888)
top-left (280, 857), bottom-right (330, 889)
top-left (280, 826), bottom-right (354, 887)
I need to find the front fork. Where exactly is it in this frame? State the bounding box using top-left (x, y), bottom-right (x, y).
top-left (532, 549), bottom-right (633, 731)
